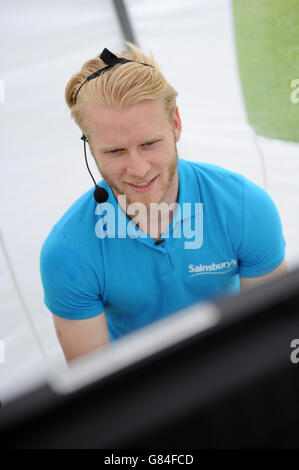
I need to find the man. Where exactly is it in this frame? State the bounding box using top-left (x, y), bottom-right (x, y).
top-left (40, 43), bottom-right (287, 363)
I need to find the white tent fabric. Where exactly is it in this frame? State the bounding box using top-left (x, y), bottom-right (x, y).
top-left (1, 0), bottom-right (298, 404)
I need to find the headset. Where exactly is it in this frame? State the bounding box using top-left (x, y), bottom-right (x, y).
top-left (75, 47), bottom-right (153, 204)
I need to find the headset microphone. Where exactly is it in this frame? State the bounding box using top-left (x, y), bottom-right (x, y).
top-left (94, 185), bottom-right (109, 204)
top-left (81, 134), bottom-right (109, 203)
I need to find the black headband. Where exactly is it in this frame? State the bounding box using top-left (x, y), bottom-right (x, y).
top-left (72, 47), bottom-right (153, 105)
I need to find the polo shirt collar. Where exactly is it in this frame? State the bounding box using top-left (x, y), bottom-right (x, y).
top-left (95, 158), bottom-right (202, 238)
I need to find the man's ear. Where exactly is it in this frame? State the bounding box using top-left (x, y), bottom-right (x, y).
top-left (85, 132), bottom-right (94, 156)
top-left (172, 106), bottom-right (182, 142)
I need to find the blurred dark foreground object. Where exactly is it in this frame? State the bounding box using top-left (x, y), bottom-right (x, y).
top-left (0, 266), bottom-right (299, 449)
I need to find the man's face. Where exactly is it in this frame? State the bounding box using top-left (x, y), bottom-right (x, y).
top-left (83, 99), bottom-right (181, 208)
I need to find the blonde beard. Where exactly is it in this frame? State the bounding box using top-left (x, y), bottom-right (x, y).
top-left (96, 144), bottom-right (179, 212)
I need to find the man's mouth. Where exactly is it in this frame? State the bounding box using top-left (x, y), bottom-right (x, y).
top-left (125, 175), bottom-right (158, 193)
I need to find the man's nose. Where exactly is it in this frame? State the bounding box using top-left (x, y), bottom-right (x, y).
top-left (126, 150), bottom-right (151, 178)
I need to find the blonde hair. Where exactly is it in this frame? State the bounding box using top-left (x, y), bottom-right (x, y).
top-left (65, 42), bottom-right (178, 135)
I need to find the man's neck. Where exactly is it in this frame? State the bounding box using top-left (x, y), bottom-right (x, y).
top-left (113, 169), bottom-right (179, 241)
top-left (138, 170), bottom-right (179, 240)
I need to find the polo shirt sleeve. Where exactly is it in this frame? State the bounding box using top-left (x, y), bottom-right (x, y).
top-left (40, 231), bottom-right (104, 320)
top-left (237, 176), bottom-right (286, 278)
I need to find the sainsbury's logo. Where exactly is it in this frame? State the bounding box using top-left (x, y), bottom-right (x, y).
top-left (189, 259), bottom-right (237, 277)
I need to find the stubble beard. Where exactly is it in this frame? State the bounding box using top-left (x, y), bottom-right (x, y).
top-left (97, 143), bottom-right (179, 213)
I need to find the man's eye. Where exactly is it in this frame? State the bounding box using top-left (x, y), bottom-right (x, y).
top-left (143, 141), bottom-right (158, 147)
top-left (107, 141), bottom-right (159, 154)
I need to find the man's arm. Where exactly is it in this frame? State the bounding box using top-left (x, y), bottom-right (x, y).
top-left (240, 259), bottom-right (288, 292)
top-left (53, 312), bottom-right (110, 363)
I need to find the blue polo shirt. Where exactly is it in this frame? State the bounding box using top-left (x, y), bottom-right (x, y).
top-left (40, 158), bottom-right (286, 341)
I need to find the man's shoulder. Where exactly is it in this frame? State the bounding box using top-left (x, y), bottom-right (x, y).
top-left (41, 185), bottom-right (99, 255)
top-left (184, 159), bottom-right (272, 206)
top-left (180, 158), bottom-right (245, 182)
top-left (179, 159), bottom-right (246, 202)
